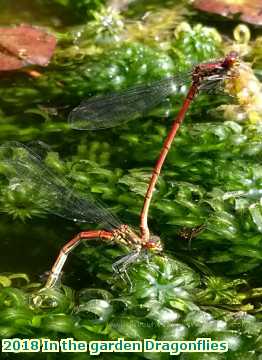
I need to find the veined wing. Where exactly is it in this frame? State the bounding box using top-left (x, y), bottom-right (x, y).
top-left (68, 76), bottom-right (188, 130)
top-left (0, 141), bottom-right (120, 229)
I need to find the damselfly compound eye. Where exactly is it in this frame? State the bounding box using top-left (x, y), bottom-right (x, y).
top-left (144, 236), bottom-right (163, 251)
top-left (224, 51), bottom-right (239, 68)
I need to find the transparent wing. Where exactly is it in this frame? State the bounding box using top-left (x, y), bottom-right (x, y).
top-left (68, 76), bottom-right (189, 130)
top-left (199, 76), bottom-right (227, 95)
top-left (0, 141), bottom-right (120, 229)
top-left (69, 55), bottom-right (238, 130)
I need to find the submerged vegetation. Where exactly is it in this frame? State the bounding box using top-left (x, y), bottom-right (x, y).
top-left (0, 0), bottom-right (261, 358)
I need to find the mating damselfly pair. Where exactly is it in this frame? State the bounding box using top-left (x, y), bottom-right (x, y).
top-left (1, 52), bottom-right (240, 288)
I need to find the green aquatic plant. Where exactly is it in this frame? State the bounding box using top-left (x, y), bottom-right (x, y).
top-left (0, 2), bottom-right (261, 358)
top-left (36, 0), bottom-right (106, 23)
top-left (0, 259), bottom-right (261, 359)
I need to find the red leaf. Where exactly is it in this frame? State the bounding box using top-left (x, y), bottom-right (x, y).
top-left (0, 24), bottom-right (57, 71)
top-left (193, 0), bottom-right (262, 26)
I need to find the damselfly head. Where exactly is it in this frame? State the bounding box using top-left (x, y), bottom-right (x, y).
top-left (143, 235), bottom-right (163, 252)
top-left (223, 51), bottom-right (240, 69)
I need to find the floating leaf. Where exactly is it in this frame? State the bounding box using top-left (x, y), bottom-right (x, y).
top-left (0, 24), bottom-right (56, 71)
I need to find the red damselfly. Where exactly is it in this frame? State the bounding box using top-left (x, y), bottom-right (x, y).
top-left (0, 141), bottom-right (162, 288)
top-left (69, 52), bottom-right (240, 241)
